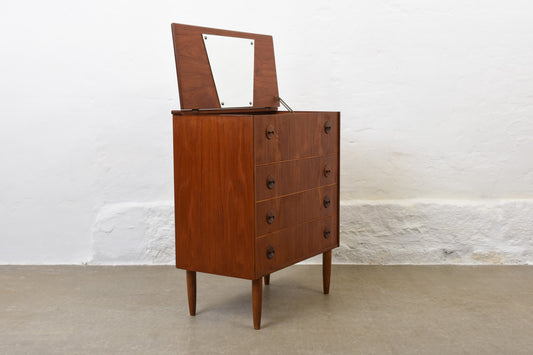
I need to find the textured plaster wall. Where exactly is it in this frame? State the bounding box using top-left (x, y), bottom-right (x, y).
top-left (90, 200), bottom-right (533, 265)
top-left (1, 1), bottom-right (533, 264)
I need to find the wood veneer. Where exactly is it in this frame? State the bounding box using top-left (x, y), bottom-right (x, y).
top-left (255, 154), bottom-right (338, 201)
top-left (171, 23), bottom-right (279, 110)
top-left (254, 112), bottom-right (339, 164)
top-left (255, 215), bottom-right (338, 275)
top-left (173, 111), bottom-right (340, 328)
top-left (173, 114), bottom-right (255, 279)
top-left (255, 184), bottom-right (338, 236)
top-left (171, 23), bottom-right (340, 330)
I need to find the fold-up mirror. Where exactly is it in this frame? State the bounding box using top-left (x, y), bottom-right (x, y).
top-left (203, 34), bottom-right (255, 108)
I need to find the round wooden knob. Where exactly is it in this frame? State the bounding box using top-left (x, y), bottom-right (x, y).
top-left (266, 124), bottom-right (275, 139)
top-left (266, 245), bottom-right (275, 259)
top-left (266, 175), bottom-right (275, 189)
top-left (323, 227), bottom-right (331, 239)
top-left (324, 121), bottom-right (332, 134)
top-left (323, 165), bottom-right (332, 178)
top-left (323, 196), bottom-right (331, 208)
top-left (266, 210), bottom-right (275, 224)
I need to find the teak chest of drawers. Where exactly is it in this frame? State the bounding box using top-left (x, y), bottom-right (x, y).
top-left (171, 24), bottom-right (340, 329)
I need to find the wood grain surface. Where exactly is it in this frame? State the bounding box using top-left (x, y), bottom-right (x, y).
top-left (254, 112), bottom-right (339, 164)
top-left (252, 278), bottom-right (263, 329)
top-left (255, 154), bottom-right (338, 201)
top-left (173, 114), bottom-right (255, 279)
top-left (255, 215), bottom-right (338, 277)
top-left (186, 270), bottom-right (197, 315)
top-left (171, 25), bottom-right (341, 327)
top-left (255, 185), bottom-right (338, 236)
top-left (322, 251), bottom-right (332, 294)
top-left (171, 23), bottom-right (279, 110)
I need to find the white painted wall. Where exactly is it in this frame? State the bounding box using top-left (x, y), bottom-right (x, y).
top-left (1, 1), bottom-right (532, 264)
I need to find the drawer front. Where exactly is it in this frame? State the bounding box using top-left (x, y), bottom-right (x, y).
top-left (255, 215), bottom-right (338, 275)
top-left (255, 185), bottom-right (337, 237)
top-left (255, 155), bottom-right (338, 201)
top-left (254, 112), bottom-right (339, 165)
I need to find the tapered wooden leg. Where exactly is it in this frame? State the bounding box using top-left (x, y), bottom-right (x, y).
top-left (186, 270), bottom-right (196, 316)
top-left (323, 250), bottom-right (331, 294)
top-left (252, 278), bottom-right (263, 330)
top-left (264, 274), bottom-right (270, 285)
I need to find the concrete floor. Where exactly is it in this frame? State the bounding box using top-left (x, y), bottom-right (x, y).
top-left (1, 266), bottom-right (532, 354)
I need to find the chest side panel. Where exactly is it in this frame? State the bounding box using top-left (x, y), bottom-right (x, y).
top-left (173, 114), bottom-right (255, 279)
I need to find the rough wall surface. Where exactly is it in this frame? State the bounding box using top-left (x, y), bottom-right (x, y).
top-left (89, 200), bottom-right (533, 265)
top-left (1, 1), bottom-right (533, 264)
top-left (337, 200), bottom-right (533, 265)
top-left (91, 202), bottom-right (174, 264)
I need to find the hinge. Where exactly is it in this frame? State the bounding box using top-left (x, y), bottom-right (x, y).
top-left (275, 96), bottom-right (294, 113)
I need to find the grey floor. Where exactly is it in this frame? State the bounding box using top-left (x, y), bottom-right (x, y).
top-left (1, 265), bottom-right (533, 354)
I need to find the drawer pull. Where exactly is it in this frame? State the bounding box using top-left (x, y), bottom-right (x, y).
top-left (266, 175), bottom-right (275, 189)
top-left (266, 210), bottom-right (275, 224)
top-left (266, 124), bottom-right (275, 140)
top-left (323, 196), bottom-right (331, 208)
top-left (324, 121), bottom-right (332, 134)
top-left (323, 165), bottom-right (332, 178)
top-left (323, 227), bottom-right (331, 239)
top-left (266, 245), bottom-right (275, 259)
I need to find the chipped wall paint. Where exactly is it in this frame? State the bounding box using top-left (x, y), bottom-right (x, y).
top-left (91, 202), bottom-right (175, 264)
top-left (1, 1), bottom-right (533, 264)
top-left (335, 200), bottom-right (533, 265)
top-left (89, 200), bottom-right (533, 265)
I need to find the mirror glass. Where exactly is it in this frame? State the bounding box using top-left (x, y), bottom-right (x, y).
top-left (203, 34), bottom-right (255, 108)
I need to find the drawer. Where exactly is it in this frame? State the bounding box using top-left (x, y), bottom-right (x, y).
top-left (255, 185), bottom-right (337, 236)
top-left (255, 155), bottom-right (338, 201)
top-left (254, 112), bottom-right (339, 164)
top-left (255, 215), bottom-right (338, 276)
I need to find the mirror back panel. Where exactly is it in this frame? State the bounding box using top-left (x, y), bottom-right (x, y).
top-left (171, 23), bottom-right (280, 111)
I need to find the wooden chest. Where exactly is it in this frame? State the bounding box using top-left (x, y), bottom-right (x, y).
top-left (171, 24), bottom-right (340, 329)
